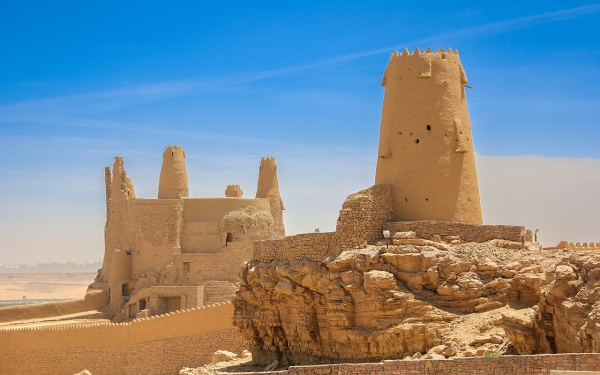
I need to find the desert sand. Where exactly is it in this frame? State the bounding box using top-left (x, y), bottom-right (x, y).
top-left (0, 273), bottom-right (96, 301)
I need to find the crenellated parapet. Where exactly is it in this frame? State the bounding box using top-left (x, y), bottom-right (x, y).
top-left (554, 241), bottom-right (600, 250)
top-left (225, 184), bottom-right (243, 197)
top-left (0, 301), bottom-right (234, 350)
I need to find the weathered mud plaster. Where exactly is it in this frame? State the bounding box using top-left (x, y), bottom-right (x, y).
top-left (375, 47), bottom-right (483, 224)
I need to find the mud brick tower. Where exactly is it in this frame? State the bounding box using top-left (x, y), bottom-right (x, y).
top-left (158, 145), bottom-right (189, 199)
top-left (375, 47), bottom-right (483, 224)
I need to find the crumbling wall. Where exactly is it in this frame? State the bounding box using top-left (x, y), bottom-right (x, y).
top-left (253, 232), bottom-right (336, 261)
top-left (102, 156), bottom-right (133, 281)
top-left (383, 221), bottom-right (532, 243)
top-left (335, 184), bottom-right (394, 250)
top-left (256, 157), bottom-right (286, 238)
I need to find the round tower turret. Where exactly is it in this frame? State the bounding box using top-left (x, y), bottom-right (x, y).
top-left (158, 146), bottom-right (189, 199)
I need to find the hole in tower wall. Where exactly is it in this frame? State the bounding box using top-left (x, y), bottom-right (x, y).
top-left (405, 198), bottom-right (408, 202)
top-left (226, 233), bottom-right (233, 244)
top-left (415, 139), bottom-right (420, 144)
top-left (427, 125), bottom-right (431, 131)
top-left (426, 198), bottom-right (429, 201)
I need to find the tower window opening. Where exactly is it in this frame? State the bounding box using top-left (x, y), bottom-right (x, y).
top-left (405, 198), bottom-right (408, 202)
top-left (427, 125), bottom-right (431, 131)
top-left (426, 198), bottom-right (429, 201)
top-left (226, 232), bottom-right (233, 244)
top-left (415, 139), bottom-right (420, 144)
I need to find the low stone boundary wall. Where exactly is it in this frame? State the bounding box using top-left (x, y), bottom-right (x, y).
top-left (253, 232), bottom-right (335, 261)
top-left (231, 354), bottom-right (600, 375)
top-left (384, 220), bottom-right (532, 243)
top-left (0, 302), bottom-right (245, 375)
top-left (0, 328), bottom-right (245, 375)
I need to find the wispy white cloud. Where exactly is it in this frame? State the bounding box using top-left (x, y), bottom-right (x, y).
top-left (1, 4), bottom-right (598, 124)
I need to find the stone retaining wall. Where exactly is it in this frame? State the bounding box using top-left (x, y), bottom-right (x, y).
top-left (230, 354), bottom-right (600, 375)
top-left (252, 232), bottom-right (335, 261)
top-left (384, 220), bottom-right (533, 243)
top-left (336, 185), bottom-right (394, 251)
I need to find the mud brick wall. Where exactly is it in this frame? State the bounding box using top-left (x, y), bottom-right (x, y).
top-left (384, 220), bottom-right (533, 243)
top-left (0, 328), bottom-right (245, 375)
top-left (0, 302), bottom-right (246, 375)
top-left (230, 353), bottom-right (600, 375)
top-left (336, 185), bottom-right (395, 250)
top-left (253, 232), bottom-right (336, 261)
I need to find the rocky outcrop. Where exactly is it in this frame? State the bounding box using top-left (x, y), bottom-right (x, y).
top-left (501, 253), bottom-right (600, 355)
top-left (232, 229), bottom-right (578, 365)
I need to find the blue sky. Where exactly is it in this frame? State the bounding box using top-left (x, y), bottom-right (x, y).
top-left (1, 1), bottom-right (599, 265)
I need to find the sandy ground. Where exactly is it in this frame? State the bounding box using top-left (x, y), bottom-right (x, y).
top-left (0, 273), bottom-right (96, 300)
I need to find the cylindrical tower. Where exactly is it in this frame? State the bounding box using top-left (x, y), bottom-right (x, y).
top-left (375, 47), bottom-right (483, 224)
top-left (158, 145), bottom-right (189, 199)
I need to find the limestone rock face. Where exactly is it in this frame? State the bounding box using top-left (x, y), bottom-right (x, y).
top-left (234, 248), bottom-right (454, 365)
top-left (489, 252), bottom-right (600, 356)
top-left (232, 239), bottom-right (582, 365)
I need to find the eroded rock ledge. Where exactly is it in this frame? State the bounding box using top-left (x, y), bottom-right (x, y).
top-left (234, 239), bottom-right (600, 365)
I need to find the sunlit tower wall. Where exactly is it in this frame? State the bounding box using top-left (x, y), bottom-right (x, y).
top-left (375, 47), bottom-right (483, 224)
top-left (158, 146), bottom-right (189, 199)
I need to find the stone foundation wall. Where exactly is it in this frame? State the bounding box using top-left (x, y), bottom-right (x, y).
top-left (203, 281), bottom-right (239, 304)
top-left (253, 232), bottom-right (336, 261)
top-left (336, 185), bottom-right (394, 250)
top-left (383, 220), bottom-right (533, 243)
top-left (228, 354), bottom-right (600, 375)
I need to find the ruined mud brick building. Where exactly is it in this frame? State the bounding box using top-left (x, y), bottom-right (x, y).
top-left (93, 147), bottom-right (286, 320)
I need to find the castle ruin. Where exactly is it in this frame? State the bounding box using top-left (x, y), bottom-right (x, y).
top-left (92, 147), bottom-right (286, 320)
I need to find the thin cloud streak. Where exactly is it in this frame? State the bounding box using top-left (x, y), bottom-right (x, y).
top-left (1, 4), bottom-right (598, 123)
top-left (242, 3), bottom-right (600, 80)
